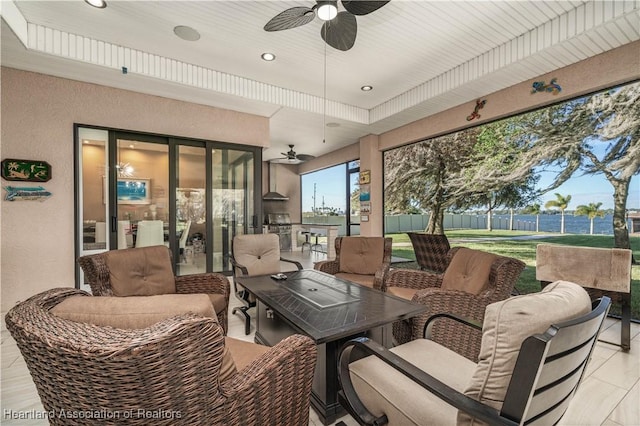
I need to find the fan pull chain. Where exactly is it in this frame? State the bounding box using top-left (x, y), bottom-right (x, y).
top-left (323, 26), bottom-right (327, 144)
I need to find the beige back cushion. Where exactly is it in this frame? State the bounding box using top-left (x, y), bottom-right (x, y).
top-left (233, 234), bottom-right (281, 276)
top-left (536, 244), bottom-right (632, 292)
top-left (441, 248), bottom-right (497, 295)
top-left (104, 246), bottom-right (176, 296)
top-left (458, 281), bottom-right (591, 426)
top-left (339, 237), bottom-right (385, 275)
top-left (52, 293), bottom-right (237, 382)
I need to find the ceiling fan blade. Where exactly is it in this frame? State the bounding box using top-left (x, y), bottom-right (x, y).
top-left (264, 7), bottom-right (316, 32)
top-left (341, 0), bottom-right (390, 16)
top-left (297, 154), bottom-right (316, 162)
top-left (321, 12), bottom-right (357, 51)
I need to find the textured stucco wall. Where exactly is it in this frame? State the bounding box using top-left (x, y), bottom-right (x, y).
top-left (1, 67), bottom-right (269, 313)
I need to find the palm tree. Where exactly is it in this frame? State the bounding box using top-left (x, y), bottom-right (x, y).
top-left (575, 202), bottom-right (606, 235)
top-left (523, 203), bottom-right (541, 232)
top-left (544, 193), bottom-right (572, 234)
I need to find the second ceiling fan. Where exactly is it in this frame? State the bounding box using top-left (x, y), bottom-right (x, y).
top-left (264, 1), bottom-right (390, 51)
top-left (270, 145), bottom-right (315, 164)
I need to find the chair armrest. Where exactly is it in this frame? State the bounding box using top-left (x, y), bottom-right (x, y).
top-left (373, 262), bottom-right (391, 291)
top-left (338, 337), bottom-right (518, 426)
top-left (230, 258), bottom-right (249, 276)
top-left (281, 257), bottom-right (303, 270)
top-left (175, 273), bottom-right (230, 299)
top-left (382, 268), bottom-right (443, 292)
top-left (423, 312), bottom-right (482, 339)
top-left (221, 335), bottom-right (317, 421)
top-left (314, 260), bottom-right (340, 275)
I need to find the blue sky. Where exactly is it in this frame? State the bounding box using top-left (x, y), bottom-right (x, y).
top-left (537, 171), bottom-right (639, 211)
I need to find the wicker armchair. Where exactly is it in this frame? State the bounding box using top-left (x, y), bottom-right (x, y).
top-left (78, 245), bottom-right (230, 333)
top-left (314, 236), bottom-right (392, 290)
top-left (5, 288), bottom-right (317, 426)
top-left (384, 247), bottom-right (525, 361)
top-left (407, 232), bottom-right (451, 273)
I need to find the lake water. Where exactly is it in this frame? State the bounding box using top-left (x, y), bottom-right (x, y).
top-left (493, 214), bottom-right (619, 235)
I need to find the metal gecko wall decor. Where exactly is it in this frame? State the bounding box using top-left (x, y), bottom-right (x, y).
top-left (531, 78), bottom-right (562, 95)
top-left (466, 99), bottom-right (487, 121)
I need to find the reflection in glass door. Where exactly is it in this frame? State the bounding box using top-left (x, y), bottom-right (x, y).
top-left (348, 160), bottom-right (360, 236)
top-left (176, 145), bottom-right (207, 275)
top-left (116, 138), bottom-right (169, 251)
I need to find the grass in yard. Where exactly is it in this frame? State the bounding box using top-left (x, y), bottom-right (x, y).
top-left (387, 230), bottom-right (640, 319)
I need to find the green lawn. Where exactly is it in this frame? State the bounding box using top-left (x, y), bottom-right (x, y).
top-left (387, 230), bottom-right (640, 319)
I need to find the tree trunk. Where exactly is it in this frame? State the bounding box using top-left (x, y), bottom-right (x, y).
top-left (536, 215), bottom-right (539, 232)
top-left (560, 210), bottom-right (565, 234)
top-left (612, 180), bottom-right (632, 251)
top-left (509, 208), bottom-right (514, 230)
top-left (427, 207), bottom-right (445, 234)
top-left (487, 208), bottom-right (493, 231)
top-left (589, 218), bottom-right (594, 235)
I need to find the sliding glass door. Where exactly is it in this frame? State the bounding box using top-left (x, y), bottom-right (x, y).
top-left (75, 125), bottom-right (261, 288)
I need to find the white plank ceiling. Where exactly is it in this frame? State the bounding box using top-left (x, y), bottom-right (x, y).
top-left (1, 1), bottom-right (639, 161)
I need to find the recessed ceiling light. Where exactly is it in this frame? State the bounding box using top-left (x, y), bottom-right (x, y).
top-left (173, 25), bottom-right (200, 42)
top-left (261, 52), bottom-right (276, 61)
top-left (317, 1), bottom-right (338, 21)
top-left (361, 85), bottom-right (373, 91)
top-left (326, 122), bottom-right (340, 128)
top-left (84, 0), bottom-right (107, 8)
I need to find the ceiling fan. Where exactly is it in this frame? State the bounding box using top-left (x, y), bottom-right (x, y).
top-left (270, 145), bottom-right (316, 164)
top-left (264, 1), bottom-right (390, 51)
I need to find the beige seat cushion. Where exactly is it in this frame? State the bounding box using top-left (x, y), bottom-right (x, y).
top-left (207, 293), bottom-right (227, 315)
top-left (441, 248), bottom-right (496, 295)
top-left (104, 246), bottom-right (176, 296)
top-left (233, 234), bottom-right (281, 276)
top-left (225, 336), bottom-right (271, 371)
top-left (51, 293), bottom-right (214, 329)
top-left (335, 272), bottom-right (376, 288)
top-left (349, 339), bottom-right (476, 425)
top-left (52, 293), bottom-right (238, 383)
top-left (458, 280), bottom-right (591, 425)
top-left (386, 286), bottom-right (418, 300)
top-left (339, 237), bottom-right (385, 276)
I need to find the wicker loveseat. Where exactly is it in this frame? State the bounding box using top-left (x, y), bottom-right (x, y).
top-left (78, 245), bottom-right (231, 333)
top-left (5, 288), bottom-right (317, 426)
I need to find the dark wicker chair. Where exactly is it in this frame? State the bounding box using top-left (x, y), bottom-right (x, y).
top-left (78, 245), bottom-right (230, 334)
top-left (314, 236), bottom-right (392, 290)
top-left (407, 232), bottom-right (451, 273)
top-left (384, 247), bottom-right (525, 362)
top-left (338, 282), bottom-right (610, 426)
top-left (5, 288), bottom-right (317, 426)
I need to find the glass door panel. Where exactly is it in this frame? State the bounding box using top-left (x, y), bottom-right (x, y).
top-left (176, 145), bottom-right (206, 275)
top-left (349, 169), bottom-right (361, 236)
top-left (116, 139), bottom-right (169, 250)
top-left (212, 148), bottom-right (255, 272)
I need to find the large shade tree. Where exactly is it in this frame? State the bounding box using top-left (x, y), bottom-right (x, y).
top-left (508, 82), bottom-right (640, 249)
top-left (384, 130), bottom-right (477, 234)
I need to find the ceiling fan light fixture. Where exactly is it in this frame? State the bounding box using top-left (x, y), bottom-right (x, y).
top-left (316, 1), bottom-right (338, 21)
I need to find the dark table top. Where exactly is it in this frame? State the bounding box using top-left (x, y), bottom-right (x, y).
top-left (237, 269), bottom-right (427, 344)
